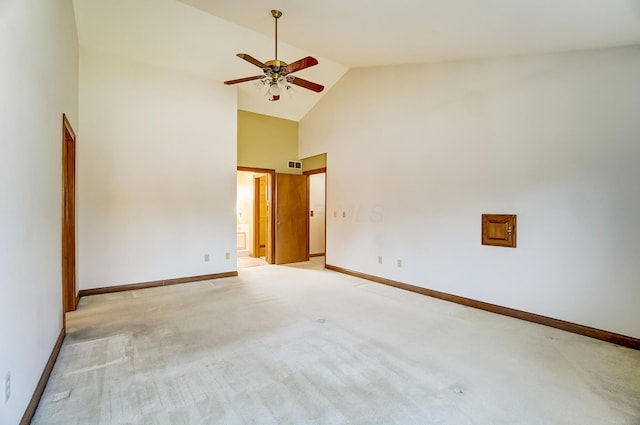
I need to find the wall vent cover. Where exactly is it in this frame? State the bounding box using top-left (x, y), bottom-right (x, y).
top-left (287, 160), bottom-right (302, 170)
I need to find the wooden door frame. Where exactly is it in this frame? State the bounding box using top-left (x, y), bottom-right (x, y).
top-left (253, 177), bottom-right (260, 257)
top-left (238, 166), bottom-right (276, 264)
top-left (304, 167), bottom-right (327, 258)
top-left (252, 176), bottom-right (268, 258)
top-left (62, 114), bottom-right (78, 318)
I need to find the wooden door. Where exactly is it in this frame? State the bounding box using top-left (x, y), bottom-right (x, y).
top-left (62, 115), bottom-right (77, 313)
top-left (275, 174), bottom-right (309, 264)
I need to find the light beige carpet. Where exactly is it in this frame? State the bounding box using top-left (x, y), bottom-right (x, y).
top-left (237, 255), bottom-right (268, 269)
top-left (32, 260), bottom-right (640, 424)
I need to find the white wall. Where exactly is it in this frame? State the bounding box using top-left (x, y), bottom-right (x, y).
top-left (78, 48), bottom-right (237, 289)
top-left (300, 46), bottom-right (640, 338)
top-left (0, 0), bottom-right (78, 423)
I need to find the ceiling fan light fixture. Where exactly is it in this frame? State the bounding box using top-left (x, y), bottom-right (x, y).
top-left (277, 77), bottom-right (289, 89)
top-left (269, 84), bottom-right (282, 96)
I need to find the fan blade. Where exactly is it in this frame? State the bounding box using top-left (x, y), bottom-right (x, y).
top-left (290, 77), bottom-right (324, 93)
top-left (286, 56), bottom-right (319, 74)
top-left (224, 75), bottom-right (264, 85)
top-left (236, 53), bottom-right (266, 69)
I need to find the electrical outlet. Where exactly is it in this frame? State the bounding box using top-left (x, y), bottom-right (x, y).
top-left (342, 211), bottom-right (346, 218)
top-left (397, 259), bottom-right (402, 268)
top-left (333, 211), bottom-right (337, 218)
top-left (5, 372), bottom-right (10, 403)
top-left (378, 256), bottom-right (382, 264)
top-left (225, 252), bottom-right (231, 260)
top-left (204, 254), bottom-right (210, 262)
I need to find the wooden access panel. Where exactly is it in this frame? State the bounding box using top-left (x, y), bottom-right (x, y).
top-left (482, 214), bottom-right (517, 248)
top-left (275, 173), bottom-right (309, 264)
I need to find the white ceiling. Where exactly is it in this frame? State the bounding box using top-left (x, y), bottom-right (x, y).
top-left (74, 0), bottom-right (640, 121)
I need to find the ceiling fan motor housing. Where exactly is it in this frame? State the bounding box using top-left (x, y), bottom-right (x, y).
top-left (265, 60), bottom-right (288, 75)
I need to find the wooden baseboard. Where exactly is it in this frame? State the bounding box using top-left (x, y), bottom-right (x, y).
top-left (325, 264), bottom-right (640, 350)
top-left (20, 328), bottom-right (65, 425)
top-left (309, 253), bottom-right (325, 258)
top-left (78, 271), bottom-right (238, 297)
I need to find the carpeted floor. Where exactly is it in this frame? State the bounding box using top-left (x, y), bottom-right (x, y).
top-left (32, 259), bottom-right (640, 424)
top-left (237, 255), bottom-right (268, 268)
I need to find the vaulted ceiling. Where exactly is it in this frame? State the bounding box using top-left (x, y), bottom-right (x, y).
top-left (74, 0), bottom-right (640, 121)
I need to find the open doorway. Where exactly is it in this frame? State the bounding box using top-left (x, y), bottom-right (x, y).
top-left (236, 167), bottom-right (275, 268)
top-left (305, 167), bottom-right (326, 261)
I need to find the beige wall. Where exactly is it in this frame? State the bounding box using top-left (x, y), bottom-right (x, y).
top-left (302, 153), bottom-right (327, 172)
top-left (238, 110), bottom-right (300, 174)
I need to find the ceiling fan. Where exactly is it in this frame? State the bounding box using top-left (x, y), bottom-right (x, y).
top-left (224, 10), bottom-right (324, 101)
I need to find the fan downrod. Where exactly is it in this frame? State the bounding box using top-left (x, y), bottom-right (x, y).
top-left (271, 10), bottom-right (283, 60)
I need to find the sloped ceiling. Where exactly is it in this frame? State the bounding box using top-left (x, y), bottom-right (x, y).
top-left (74, 0), bottom-right (640, 121)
